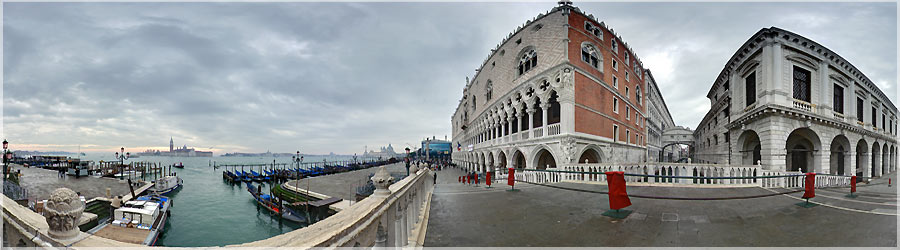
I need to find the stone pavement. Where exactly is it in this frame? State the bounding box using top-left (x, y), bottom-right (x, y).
top-left (425, 168), bottom-right (897, 247)
top-left (8, 163), bottom-right (140, 201)
top-left (291, 162), bottom-right (408, 202)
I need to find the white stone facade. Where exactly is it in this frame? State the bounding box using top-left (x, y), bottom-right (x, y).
top-left (694, 27), bottom-right (897, 177)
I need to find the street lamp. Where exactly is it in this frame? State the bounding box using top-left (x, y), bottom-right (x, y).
top-left (115, 147), bottom-right (130, 180)
top-left (3, 139), bottom-right (9, 179)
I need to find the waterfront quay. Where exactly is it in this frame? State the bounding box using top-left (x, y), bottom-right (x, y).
top-left (8, 163), bottom-right (146, 201)
top-left (282, 162), bottom-right (409, 211)
top-left (425, 167), bottom-right (897, 247)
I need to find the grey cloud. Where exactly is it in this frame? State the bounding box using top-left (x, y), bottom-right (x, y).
top-left (3, 2), bottom-right (895, 154)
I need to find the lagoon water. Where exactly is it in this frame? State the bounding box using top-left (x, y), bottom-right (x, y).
top-left (78, 153), bottom-right (355, 247)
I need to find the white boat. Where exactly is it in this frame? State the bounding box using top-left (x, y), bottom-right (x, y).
top-left (149, 175), bottom-right (183, 195)
top-left (94, 195), bottom-right (170, 246)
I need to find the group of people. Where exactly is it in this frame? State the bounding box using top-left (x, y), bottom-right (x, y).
top-left (458, 171), bottom-right (483, 186)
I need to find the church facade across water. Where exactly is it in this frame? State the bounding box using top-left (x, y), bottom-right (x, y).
top-left (137, 137), bottom-right (213, 157)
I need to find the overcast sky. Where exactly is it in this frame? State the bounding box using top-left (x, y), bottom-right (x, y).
top-left (3, 2), bottom-right (896, 155)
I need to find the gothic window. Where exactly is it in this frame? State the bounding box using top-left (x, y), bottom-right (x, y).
top-left (833, 84), bottom-right (844, 114)
top-left (613, 60), bottom-right (618, 71)
top-left (624, 53), bottom-right (630, 66)
top-left (593, 27), bottom-right (602, 38)
top-left (792, 66), bottom-right (811, 102)
top-left (472, 96), bottom-right (477, 111)
top-left (584, 22), bottom-right (593, 33)
top-left (581, 44), bottom-right (600, 69)
top-left (486, 80), bottom-right (493, 100)
top-left (613, 76), bottom-right (618, 88)
top-left (626, 106), bottom-right (630, 120)
top-left (625, 72), bottom-right (629, 82)
top-left (857, 97), bottom-right (864, 122)
top-left (745, 72), bottom-right (756, 107)
top-left (518, 49), bottom-right (537, 76)
top-left (625, 87), bottom-right (629, 99)
top-left (611, 40), bottom-right (618, 53)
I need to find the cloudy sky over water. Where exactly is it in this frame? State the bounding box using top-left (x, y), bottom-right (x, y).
top-left (3, 2), bottom-right (896, 155)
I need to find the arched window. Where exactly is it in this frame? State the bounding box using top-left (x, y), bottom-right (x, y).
top-left (485, 80), bottom-right (493, 100)
top-left (635, 86), bottom-right (642, 104)
top-left (611, 40), bottom-right (618, 54)
top-left (581, 44), bottom-right (601, 69)
top-left (472, 95), bottom-right (477, 111)
top-left (584, 22), bottom-right (593, 33)
top-left (624, 53), bottom-right (630, 66)
top-left (518, 49), bottom-right (537, 76)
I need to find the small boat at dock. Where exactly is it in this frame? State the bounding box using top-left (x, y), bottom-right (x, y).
top-left (148, 175), bottom-right (183, 195)
top-left (94, 194), bottom-right (171, 246)
top-left (173, 162), bottom-right (184, 169)
top-left (246, 183), bottom-right (305, 223)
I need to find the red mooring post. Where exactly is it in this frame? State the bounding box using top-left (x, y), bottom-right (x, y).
top-left (602, 171), bottom-right (632, 219)
top-left (486, 172), bottom-right (492, 188)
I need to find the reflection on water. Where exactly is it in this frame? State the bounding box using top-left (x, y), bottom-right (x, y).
top-left (78, 154), bottom-right (352, 247)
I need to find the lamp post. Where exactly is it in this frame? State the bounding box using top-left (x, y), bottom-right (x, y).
top-left (115, 147), bottom-right (130, 180)
top-left (3, 139), bottom-right (9, 179)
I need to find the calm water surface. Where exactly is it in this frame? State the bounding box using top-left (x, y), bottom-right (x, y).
top-left (79, 154), bottom-right (355, 247)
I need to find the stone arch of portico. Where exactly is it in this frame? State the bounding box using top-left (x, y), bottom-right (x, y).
top-left (892, 145), bottom-right (897, 173)
top-left (496, 150), bottom-right (508, 171)
top-left (487, 151), bottom-right (495, 173)
top-left (785, 127), bottom-right (822, 173)
top-left (737, 129), bottom-right (762, 165)
top-left (869, 140), bottom-right (881, 177)
top-left (855, 139), bottom-right (869, 177)
top-left (576, 144), bottom-right (604, 164)
top-left (529, 144), bottom-right (558, 170)
top-left (512, 149), bottom-right (528, 170)
top-left (829, 134), bottom-right (852, 176)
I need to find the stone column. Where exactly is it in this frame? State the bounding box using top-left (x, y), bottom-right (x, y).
top-left (527, 108), bottom-right (535, 131)
top-left (862, 153), bottom-right (872, 177)
top-left (507, 114), bottom-right (514, 138)
top-left (541, 103), bottom-right (550, 130)
top-left (516, 113), bottom-right (524, 136)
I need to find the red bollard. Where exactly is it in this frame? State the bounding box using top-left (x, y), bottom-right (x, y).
top-left (486, 172), bottom-right (492, 188)
top-left (797, 173), bottom-right (817, 208)
top-left (602, 171), bottom-right (632, 219)
top-left (458, 176), bottom-right (461, 183)
top-left (507, 168), bottom-right (517, 191)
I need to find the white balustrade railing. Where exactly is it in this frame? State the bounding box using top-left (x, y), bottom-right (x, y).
top-left (792, 99), bottom-right (814, 113)
top-left (234, 166), bottom-right (435, 248)
top-left (833, 112), bottom-right (845, 121)
top-left (548, 123), bottom-right (561, 136)
top-left (522, 130), bottom-right (530, 140)
top-left (534, 127), bottom-right (543, 138)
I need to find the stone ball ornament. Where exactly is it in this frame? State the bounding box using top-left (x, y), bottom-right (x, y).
top-left (44, 187), bottom-right (84, 239)
top-left (371, 166), bottom-right (394, 196)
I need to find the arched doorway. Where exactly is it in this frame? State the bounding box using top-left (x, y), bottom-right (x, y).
top-left (785, 128), bottom-right (821, 173)
top-left (578, 147), bottom-right (602, 163)
top-left (534, 148), bottom-right (556, 169)
top-left (872, 142), bottom-right (881, 177)
top-left (738, 130), bottom-right (762, 165)
top-left (830, 135), bottom-right (851, 175)
top-left (513, 150), bottom-right (527, 170)
top-left (856, 139), bottom-right (868, 177)
top-left (487, 151), bottom-right (494, 174)
top-left (498, 151), bottom-right (507, 170)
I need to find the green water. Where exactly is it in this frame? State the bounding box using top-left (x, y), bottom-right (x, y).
top-left (79, 154), bottom-right (356, 247)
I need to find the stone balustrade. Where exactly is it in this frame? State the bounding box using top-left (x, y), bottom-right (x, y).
top-left (548, 123), bottom-right (561, 136)
top-left (230, 166), bottom-right (435, 248)
top-left (792, 99), bottom-right (815, 113)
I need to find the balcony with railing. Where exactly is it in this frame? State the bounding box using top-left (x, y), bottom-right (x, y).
top-left (792, 99), bottom-right (815, 113)
top-left (534, 127), bottom-right (544, 138)
top-left (547, 123), bottom-right (561, 136)
top-left (833, 112), bottom-right (845, 121)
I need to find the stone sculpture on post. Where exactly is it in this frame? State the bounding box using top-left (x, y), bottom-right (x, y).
top-left (44, 188), bottom-right (84, 240)
top-left (371, 166), bottom-right (394, 196)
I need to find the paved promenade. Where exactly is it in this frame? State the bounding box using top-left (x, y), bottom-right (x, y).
top-left (287, 162), bottom-right (408, 202)
top-left (425, 167), bottom-right (897, 247)
top-left (8, 164), bottom-right (140, 201)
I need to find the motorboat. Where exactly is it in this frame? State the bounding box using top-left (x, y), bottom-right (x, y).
top-left (94, 195), bottom-right (171, 246)
top-left (148, 175), bottom-right (183, 195)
